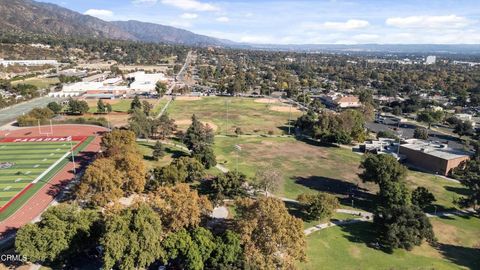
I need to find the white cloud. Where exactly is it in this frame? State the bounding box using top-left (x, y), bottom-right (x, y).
top-left (161, 0), bottom-right (219, 11)
top-left (84, 9), bottom-right (114, 19)
top-left (181, 13), bottom-right (198, 19)
top-left (386, 15), bottom-right (472, 29)
top-left (216, 16), bottom-right (230, 23)
top-left (303, 19), bottom-right (370, 31)
top-left (132, 0), bottom-right (157, 5)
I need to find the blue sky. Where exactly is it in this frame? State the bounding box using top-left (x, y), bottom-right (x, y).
top-left (39, 0), bottom-right (480, 44)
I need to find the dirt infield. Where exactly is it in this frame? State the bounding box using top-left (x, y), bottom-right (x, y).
top-left (0, 125), bottom-right (108, 236)
top-left (269, 105), bottom-right (301, 113)
top-left (175, 119), bottom-right (218, 131)
top-left (254, 98), bottom-right (280, 104)
top-left (174, 96), bottom-right (203, 101)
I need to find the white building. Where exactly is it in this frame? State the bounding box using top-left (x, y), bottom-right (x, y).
top-left (0, 59), bottom-right (58, 67)
top-left (127, 71), bottom-right (168, 93)
top-left (425, 56), bottom-right (436, 65)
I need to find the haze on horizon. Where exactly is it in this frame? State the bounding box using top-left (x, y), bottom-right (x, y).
top-left (39, 0), bottom-right (480, 45)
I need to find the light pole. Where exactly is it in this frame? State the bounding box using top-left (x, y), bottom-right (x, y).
top-left (69, 139), bottom-right (76, 176)
top-left (288, 103), bottom-right (292, 135)
top-left (234, 144), bottom-right (242, 171)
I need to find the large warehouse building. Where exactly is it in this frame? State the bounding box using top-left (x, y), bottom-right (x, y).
top-left (399, 139), bottom-right (470, 175)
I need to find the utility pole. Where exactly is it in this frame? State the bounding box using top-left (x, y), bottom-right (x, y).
top-left (69, 139), bottom-right (76, 176)
top-left (288, 103), bottom-right (292, 135)
top-left (234, 144), bottom-right (242, 171)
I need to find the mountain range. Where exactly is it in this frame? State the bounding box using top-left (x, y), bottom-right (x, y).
top-left (1, 0), bottom-right (479, 54)
top-left (0, 0), bottom-right (227, 46)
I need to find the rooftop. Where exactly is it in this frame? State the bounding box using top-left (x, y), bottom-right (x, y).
top-left (400, 139), bottom-right (470, 160)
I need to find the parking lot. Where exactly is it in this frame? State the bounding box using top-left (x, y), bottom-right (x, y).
top-left (366, 115), bottom-right (464, 149)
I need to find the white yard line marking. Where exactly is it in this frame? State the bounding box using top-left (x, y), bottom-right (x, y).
top-left (56, 148), bottom-right (60, 151)
top-left (49, 153), bottom-right (54, 156)
top-left (42, 158), bottom-right (47, 161)
top-left (32, 151), bottom-right (71, 184)
top-left (3, 186), bottom-right (11, 191)
top-left (25, 171), bottom-right (31, 175)
top-left (33, 164), bottom-right (39, 168)
top-left (15, 178), bottom-right (22, 182)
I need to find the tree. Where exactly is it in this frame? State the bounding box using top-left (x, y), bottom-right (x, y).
top-left (417, 110), bottom-right (443, 129)
top-left (101, 129), bottom-right (137, 156)
top-left (235, 197), bottom-right (306, 269)
top-left (128, 109), bottom-right (152, 138)
top-left (255, 167), bottom-right (283, 195)
top-left (97, 99), bottom-right (106, 114)
top-left (47, 101), bottom-right (62, 114)
top-left (297, 192), bottom-right (339, 221)
top-left (183, 114), bottom-right (214, 150)
top-left (208, 230), bottom-right (243, 268)
top-left (130, 95), bottom-right (142, 112)
top-left (191, 143), bottom-right (217, 169)
top-left (411, 187), bottom-right (436, 209)
top-left (142, 100), bottom-right (153, 116)
top-left (106, 103), bottom-right (113, 113)
top-left (413, 127), bottom-right (429, 140)
top-left (359, 154), bottom-right (407, 186)
top-left (453, 120), bottom-right (474, 138)
top-left (102, 203), bottom-right (164, 270)
top-left (114, 150), bottom-right (147, 194)
top-left (77, 158), bottom-right (124, 206)
top-left (451, 159), bottom-right (480, 212)
top-left (149, 184), bottom-right (212, 232)
top-left (374, 205), bottom-right (435, 251)
top-left (15, 204), bottom-right (99, 264)
top-left (149, 157), bottom-right (205, 188)
top-left (152, 141), bottom-right (165, 161)
top-left (155, 81), bottom-right (168, 97)
top-left (152, 113), bottom-right (177, 139)
top-left (66, 98), bottom-right (89, 115)
top-left (234, 127), bottom-right (243, 136)
top-left (212, 170), bottom-right (248, 199)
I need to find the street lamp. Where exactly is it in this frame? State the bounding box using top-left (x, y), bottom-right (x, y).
top-left (234, 144), bottom-right (242, 171)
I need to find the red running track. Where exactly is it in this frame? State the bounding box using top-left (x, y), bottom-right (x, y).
top-left (0, 125), bottom-right (109, 236)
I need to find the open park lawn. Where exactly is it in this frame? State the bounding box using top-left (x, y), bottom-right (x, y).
top-left (136, 141), bottom-right (188, 169)
top-left (86, 98), bottom-right (167, 114)
top-left (299, 215), bottom-right (480, 270)
top-left (213, 136), bottom-right (465, 212)
top-left (11, 77), bottom-right (60, 89)
top-left (165, 96), bottom-right (302, 135)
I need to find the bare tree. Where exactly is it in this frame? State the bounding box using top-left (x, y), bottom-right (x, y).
top-left (255, 166), bottom-right (283, 196)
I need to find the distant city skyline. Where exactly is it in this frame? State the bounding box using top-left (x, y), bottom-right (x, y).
top-left (40, 0), bottom-right (480, 44)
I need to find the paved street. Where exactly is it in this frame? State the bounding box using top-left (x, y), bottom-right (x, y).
top-left (0, 97), bottom-right (62, 127)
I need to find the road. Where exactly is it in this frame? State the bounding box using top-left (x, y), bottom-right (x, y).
top-left (366, 116), bottom-right (464, 149)
top-left (156, 50), bottom-right (193, 119)
top-left (0, 96), bottom-right (62, 127)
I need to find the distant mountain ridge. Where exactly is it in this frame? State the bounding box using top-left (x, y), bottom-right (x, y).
top-left (0, 0), bottom-right (230, 46)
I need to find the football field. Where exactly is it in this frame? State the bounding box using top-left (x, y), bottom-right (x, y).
top-left (0, 136), bottom-right (85, 212)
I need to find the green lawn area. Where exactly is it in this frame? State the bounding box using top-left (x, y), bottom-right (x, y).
top-left (165, 96), bottom-right (301, 135)
top-left (136, 141), bottom-right (189, 169)
top-left (213, 136), bottom-right (467, 213)
top-left (87, 98), bottom-right (167, 114)
top-left (299, 220), bottom-right (474, 270)
top-left (11, 77), bottom-right (59, 89)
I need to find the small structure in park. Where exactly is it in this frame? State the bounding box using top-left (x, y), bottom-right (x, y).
top-left (399, 139), bottom-right (471, 176)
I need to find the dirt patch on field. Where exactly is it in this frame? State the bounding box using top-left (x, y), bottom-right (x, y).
top-left (175, 96), bottom-right (202, 101)
top-left (431, 219), bottom-right (461, 245)
top-left (175, 119), bottom-right (218, 131)
top-left (349, 246), bottom-right (362, 259)
top-left (254, 98), bottom-right (280, 104)
top-left (269, 105), bottom-right (301, 113)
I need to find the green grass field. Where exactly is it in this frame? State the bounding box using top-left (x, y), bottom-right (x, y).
top-left (0, 141), bottom-right (73, 207)
top-left (136, 141), bottom-right (189, 169)
top-left (165, 97), bottom-right (301, 135)
top-left (87, 98), bottom-right (167, 114)
top-left (11, 77), bottom-right (60, 89)
top-left (0, 137), bottom-right (93, 221)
